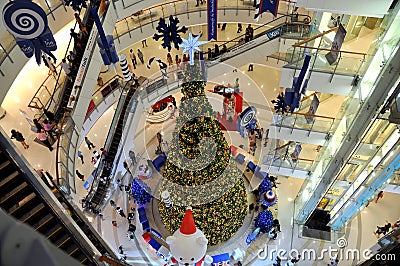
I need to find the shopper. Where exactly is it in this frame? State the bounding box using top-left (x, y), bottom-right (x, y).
top-left (112, 220), bottom-right (118, 227)
top-left (329, 257), bottom-right (339, 266)
top-left (214, 44), bottom-right (220, 57)
top-left (74, 13), bottom-right (87, 34)
top-left (129, 49), bottom-right (137, 69)
top-left (33, 119), bottom-right (44, 133)
top-left (37, 129), bottom-right (53, 151)
top-left (375, 190), bottom-right (384, 203)
top-left (42, 119), bottom-right (55, 140)
top-left (110, 200), bottom-right (116, 208)
top-left (167, 53), bottom-right (173, 66)
top-left (195, 0), bottom-right (204, 7)
top-left (67, 50), bottom-right (76, 63)
top-left (175, 55), bottom-right (181, 68)
top-left (85, 136), bottom-right (95, 150)
top-left (221, 23), bottom-right (227, 31)
top-left (77, 150), bottom-right (84, 164)
top-left (237, 23), bottom-right (242, 33)
top-left (76, 170), bottom-right (85, 181)
top-left (118, 245), bottom-right (124, 254)
top-left (137, 49), bottom-right (144, 64)
top-left (43, 108), bottom-right (56, 123)
top-left (10, 129), bottom-right (29, 149)
top-left (141, 39), bottom-right (148, 47)
top-left (61, 59), bottom-right (71, 76)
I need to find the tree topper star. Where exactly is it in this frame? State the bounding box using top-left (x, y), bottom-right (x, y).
top-left (179, 32), bottom-right (208, 65)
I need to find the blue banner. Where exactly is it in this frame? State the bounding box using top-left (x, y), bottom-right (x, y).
top-left (255, 0), bottom-right (280, 21)
top-left (207, 0), bottom-right (218, 40)
top-left (293, 54), bottom-right (311, 94)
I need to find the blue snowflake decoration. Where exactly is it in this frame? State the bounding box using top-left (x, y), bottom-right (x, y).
top-left (255, 210), bottom-right (274, 233)
top-left (258, 178), bottom-right (272, 194)
top-left (179, 32), bottom-right (208, 65)
top-left (64, 0), bottom-right (87, 12)
top-left (131, 178), bottom-right (152, 205)
top-left (153, 15), bottom-right (187, 52)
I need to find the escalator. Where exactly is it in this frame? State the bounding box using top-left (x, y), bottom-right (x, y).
top-left (89, 85), bottom-right (137, 208)
top-left (49, 178), bottom-right (117, 260)
top-left (0, 147), bottom-right (95, 265)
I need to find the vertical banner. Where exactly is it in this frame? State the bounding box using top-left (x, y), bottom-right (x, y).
top-left (292, 142), bottom-right (302, 160)
top-left (254, 0), bottom-right (280, 21)
top-left (207, 0), bottom-right (217, 41)
top-left (305, 94), bottom-right (320, 124)
top-left (325, 24), bottom-right (347, 65)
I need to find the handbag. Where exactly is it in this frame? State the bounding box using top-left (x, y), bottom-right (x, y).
top-left (30, 126), bottom-right (38, 133)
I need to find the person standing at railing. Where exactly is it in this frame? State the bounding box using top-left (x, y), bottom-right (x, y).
top-left (67, 51), bottom-right (76, 64)
top-left (237, 23), bottom-right (242, 33)
top-left (61, 59), bottom-right (71, 77)
top-left (221, 44), bottom-right (227, 54)
top-left (167, 53), bottom-right (173, 66)
top-left (175, 54), bottom-right (181, 68)
top-left (129, 49), bottom-right (137, 69)
top-left (207, 48), bottom-right (213, 60)
top-left (245, 27), bottom-right (251, 43)
top-left (137, 49), bottom-right (144, 64)
top-left (214, 44), bottom-right (220, 57)
top-left (43, 108), bottom-right (55, 123)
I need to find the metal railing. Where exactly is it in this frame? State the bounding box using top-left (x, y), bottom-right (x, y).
top-left (56, 112), bottom-right (79, 194)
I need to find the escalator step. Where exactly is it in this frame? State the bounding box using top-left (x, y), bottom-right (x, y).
top-left (22, 203), bottom-right (46, 224)
top-left (0, 182), bottom-right (32, 210)
top-left (8, 192), bottom-right (38, 218)
top-left (35, 214), bottom-right (56, 232)
top-left (0, 170), bottom-right (23, 192)
top-left (46, 225), bottom-right (64, 240)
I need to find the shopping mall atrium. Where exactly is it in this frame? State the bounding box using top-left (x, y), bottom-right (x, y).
top-left (1, 0), bottom-right (400, 265)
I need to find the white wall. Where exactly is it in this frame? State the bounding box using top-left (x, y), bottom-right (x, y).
top-left (296, 0), bottom-right (393, 18)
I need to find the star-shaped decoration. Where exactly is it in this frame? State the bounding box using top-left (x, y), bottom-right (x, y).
top-left (179, 32), bottom-right (208, 65)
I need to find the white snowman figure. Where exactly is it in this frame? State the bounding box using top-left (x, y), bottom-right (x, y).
top-left (166, 207), bottom-right (213, 266)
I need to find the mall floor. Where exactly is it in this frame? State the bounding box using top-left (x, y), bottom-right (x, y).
top-left (1, 19), bottom-right (400, 266)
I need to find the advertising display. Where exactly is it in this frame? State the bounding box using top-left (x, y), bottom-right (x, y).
top-left (305, 94), bottom-right (320, 124)
top-left (325, 24), bottom-right (347, 65)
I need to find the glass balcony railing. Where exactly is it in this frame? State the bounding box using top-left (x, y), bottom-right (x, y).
top-left (293, 3), bottom-right (400, 224)
top-left (285, 46), bottom-right (368, 76)
top-left (262, 154), bottom-right (314, 173)
top-left (272, 112), bottom-right (335, 133)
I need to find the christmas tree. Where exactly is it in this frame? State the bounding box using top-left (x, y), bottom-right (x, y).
top-left (158, 63), bottom-right (247, 245)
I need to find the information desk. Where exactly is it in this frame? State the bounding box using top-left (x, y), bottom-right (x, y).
top-left (147, 103), bottom-right (174, 123)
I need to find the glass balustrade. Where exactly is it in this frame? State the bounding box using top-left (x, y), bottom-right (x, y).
top-left (272, 112), bottom-right (334, 133)
top-left (293, 4), bottom-right (400, 223)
